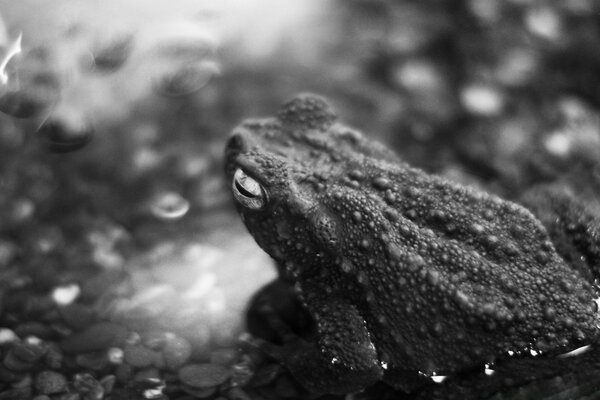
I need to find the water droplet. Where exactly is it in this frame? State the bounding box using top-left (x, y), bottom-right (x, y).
top-left (373, 177), bottom-right (391, 190)
top-left (150, 191), bottom-right (190, 220)
top-left (0, 33), bottom-right (22, 85)
top-left (341, 260), bottom-right (354, 273)
top-left (557, 344), bottom-right (592, 358)
top-left (348, 169), bottom-right (364, 181)
top-left (471, 223), bottom-right (485, 234)
top-left (543, 306), bottom-right (557, 320)
top-left (431, 374), bottom-right (447, 384)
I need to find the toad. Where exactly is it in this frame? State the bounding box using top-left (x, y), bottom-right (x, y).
top-left (224, 94), bottom-right (600, 395)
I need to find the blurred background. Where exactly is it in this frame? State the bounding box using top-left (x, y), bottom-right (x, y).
top-left (0, 0), bottom-right (599, 399)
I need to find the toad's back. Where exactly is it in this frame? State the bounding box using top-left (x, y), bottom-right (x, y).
top-left (225, 94), bottom-right (600, 393)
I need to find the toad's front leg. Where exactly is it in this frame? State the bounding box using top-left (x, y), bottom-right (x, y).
top-left (246, 293), bottom-right (384, 395)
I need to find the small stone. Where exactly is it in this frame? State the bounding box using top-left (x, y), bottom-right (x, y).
top-left (209, 349), bottom-right (238, 366)
top-left (226, 387), bottom-right (252, 400)
top-left (58, 304), bottom-right (96, 331)
top-left (4, 343), bottom-right (47, 372)
top-left (51, 284), bottom-right (81, 306)
top-left (115, 363), bottom-right (134, 384)
top-left (73, 373), bottom-right (103, 400)
top-left (75, 351), bottom-right (109, 371)
top-left (107, 347), bottom-right (124, 364)
top-left (124, 344), bottom-right (156, 368)
top-left (43, 344), bottom-right (63, 370)
top-left (233, 361), bottom-right (262, 387)
top-left (60, 322), bottom-right (128, 353)
top-left (273, 374), bottom-right (301, 398)
top-left (134, 368), bottom-right (160, 382)
top-left (163, 336), bottom-right (192, 370)
top-left (99, 375), bottom-right (116, 395)
top-left (0, 387), bottom-right (32, 399)
top-left (0, 364), bottom-right (24, 383)
top-left (142, 331), bottom-right (175, 350)
top-left (181, 385), bottom-right (216, 398)
top-left (14, 322), bottom-right (54, 339)
top-left (129, 377), bottom-right (165, 400)
top-left (0, 329), bottom-right (18, 345)
top-left (34, 370), bottom-right (67, 395)
top-left (178, 363), bottom-right (231, 388)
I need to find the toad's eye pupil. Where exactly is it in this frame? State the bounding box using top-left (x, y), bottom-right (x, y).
top-left (232, 168), bottom-right (267, 210)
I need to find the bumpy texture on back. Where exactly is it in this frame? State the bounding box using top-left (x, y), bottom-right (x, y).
top-left (226, 94), bottom-right (600, 393)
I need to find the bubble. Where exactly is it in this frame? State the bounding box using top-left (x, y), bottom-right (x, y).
top-left (37, 112), bottom-right (94, 153)
top-left (150, 191), bottom-right (190, 220)
top-left (154, 61), bottom-right (219, 98)
top-left (91, 33), bottom-right (134, 72)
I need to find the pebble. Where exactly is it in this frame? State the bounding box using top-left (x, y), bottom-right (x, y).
top-left (4, 342), bottom-right (47, 371)
top-left (129, 377), bottom-right (166, 400)
top-left (60, 322), bottom-right (128, 353)
top-left (43, 344), bottom-right (63, 369)
top-left (178, 363), bottom-right (231, 388)
top-left (100, 375), bottom-right (116, 394)
top-left (134, 368), bottom-right (160, 381)
top-left (0, 364), bottom-right (24, 383)
top-left (181, 385), bottom-right (216, 398)
top-left (162, 336), bottom-right (192, 370)
top-left (73, 373), bottom-right (104, 400)
top-left (14, 321), bottom-right (54, 339)
top-left (75, 351), bottom-right (109, 371)
top-left (58, 303), bottom-right (96, 331)
top-left (34, 370), bottom-right (68, 395)
top-left (124, 344), bottom-right (156, 368)
top-left (226, 387), bottom-right (252, 400)
top-left (209, 348), bottom-right (238, 366)
top-left (115, 363), bottom-right (134, 384)
top-left (0, 387), bottom-right (32, 399)
top-left (0, 329), bottom-right (18, 345)
top-left (142, 331), bottom-right (174, 350)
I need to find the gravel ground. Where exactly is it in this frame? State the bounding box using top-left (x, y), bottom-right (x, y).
top-left (0, 0), bottom-right (598, 399)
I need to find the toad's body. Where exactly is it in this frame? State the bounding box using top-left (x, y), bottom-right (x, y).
top-left (225, 94), bottom-right (600, 394)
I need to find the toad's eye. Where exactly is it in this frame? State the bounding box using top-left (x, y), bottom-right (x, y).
top-left (232, 168), bottom-right (267, 210)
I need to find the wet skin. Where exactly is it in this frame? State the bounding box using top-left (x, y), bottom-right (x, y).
top-left (225, 94), bottom-right (600, 395)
